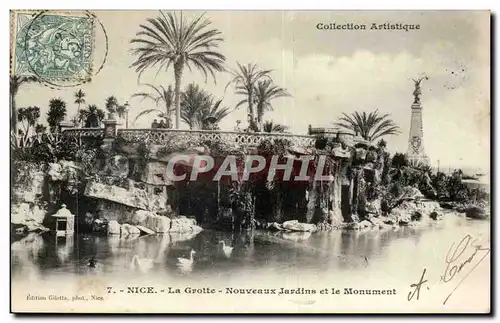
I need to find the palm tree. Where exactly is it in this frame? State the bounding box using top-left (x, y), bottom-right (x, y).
top-left (105, 96), bottom-right (118, 116)
top-left (377, 138), bottom-right (387, 149)
top-left (47, 98), bottom-right (67, 133)
top-left (79, 104), bottom-right (106, 128)
top-left (74, 89), bottom-right (86, 126)
top-left (130, 11), bottom-right (226, 129)
top-left (229, 62), bottom-right (272, 129)
top-left (180, 83), bottom-right (230, 130)
top-left (335, 110), bottom-right (400, 142)
top-left (132, 83), bottom-right (174, 123)
top-left (254, 80), bottom-right (290, 128)
top-left (35, 124), bottom-right (47, 134)
top-left (262, 120), bottom-right (288, 133)
top-left (18, 106), bottom-right (41, 140)
top-left (10, 75), bottom-right (38, 134)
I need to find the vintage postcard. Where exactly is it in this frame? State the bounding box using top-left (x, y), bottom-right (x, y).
top-left (10, 10), bottom-right (491, 314)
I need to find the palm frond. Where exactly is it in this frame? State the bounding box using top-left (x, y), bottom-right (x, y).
top-left (335, 110), bottom-right (400, 142)
top-left (133, 108), bottom-right (165, 122)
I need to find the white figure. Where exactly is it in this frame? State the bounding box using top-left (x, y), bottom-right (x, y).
top-left (218, 241), bottom-right (234, 258)
top-left (177, 249), bottom-right (196, 273)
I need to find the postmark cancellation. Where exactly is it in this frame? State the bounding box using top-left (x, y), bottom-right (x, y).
top-left (10, 11), bottom-right (95, 82)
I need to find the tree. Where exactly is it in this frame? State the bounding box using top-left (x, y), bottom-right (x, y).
top-left (47, 98), bottom-right (67, 133)
top-left (254, 79), bottom-right (290, 128)
top-left (132, 83), bottom-right (174, 123)
top-left (229, 62), bottom-right (272, 130)
top-left (377, 139), bottom-right (387, 149)
top-left (391, 153), bottom-right (408, 169)
top-left (18, 106), bottom-right (41, 140)
top-left (262, 121), bottom-right (288, 133)
top-left (74, 89), bottom-right (86, 126)
top-left (180, 83), bottom-right (230, 130)
top-left (336, 110), bottom-right (400, 142)
top-left (130, 11), bottom-right (226, 129)
top-left (79, 104), bottom-right (106, 128)
top-left (35, 124), bottom-right (47, 134)
top-left (105, 96), bottom-right (118, 115)
top-left (10, 75), bottom-right (38, 134)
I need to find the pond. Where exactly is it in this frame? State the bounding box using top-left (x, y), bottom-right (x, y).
top-left (11, 213), bottom-right (490, 313)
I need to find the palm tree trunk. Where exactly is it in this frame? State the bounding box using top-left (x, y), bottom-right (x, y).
top-left (10, 91), bottom-right (17, 134)
top-left (257, 106), bottom-right (264, 131)
top-left (248, 89), bottom-right (254, 128)
top-left (174, 60), bottom-right (184, 129)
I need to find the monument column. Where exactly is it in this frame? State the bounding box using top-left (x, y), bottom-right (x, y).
top-left (406, 76), bottom-right (430, 166)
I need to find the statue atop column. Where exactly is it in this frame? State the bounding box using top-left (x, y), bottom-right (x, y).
top-left (412, 74), bottom-right (428, 104)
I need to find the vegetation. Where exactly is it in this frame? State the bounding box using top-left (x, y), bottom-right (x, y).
top-left (180, 83), bottom-right (230, 130)
top-left (10, 11), bottom-right (489, 232)
top-left (79, 105), bottom-right (106, 128)
top-left (47, 98), bottom-right (67, 133)
top-left (10, 75), bottom-right (38, 134)
top-left (262, 121), bottom-right (288, 133)
top-left (132, 83), bottom-right (174, 123)
top-left (229, 62), bottom-right (272, 130)
top-left (336, 110), bottom-right (400, 142)
top-left (105, 96), bottom-right (118, 115)
top-left (130, 11), bottom-right (226, 129)
top-left (254, 80), bottom-right (290, 127)
top-left (17, 106), bottom-right (41, 139)
top-left (73, 89), bottom-right (86, 126)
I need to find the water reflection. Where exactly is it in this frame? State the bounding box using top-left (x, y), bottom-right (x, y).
top-left (11, 215), bottom-right (489, 283)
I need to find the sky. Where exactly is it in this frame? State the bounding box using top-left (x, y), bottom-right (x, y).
top-left (13, 10), bottom-right (490, 171)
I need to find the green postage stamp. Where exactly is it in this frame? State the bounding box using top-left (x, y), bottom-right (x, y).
top-left (11, 11), bottom-right (95, 82)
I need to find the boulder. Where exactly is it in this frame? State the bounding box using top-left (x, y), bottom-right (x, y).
top-left (11, 203), bottom-right (47, 226)
top-left (84, 180), bottom-right (167, 212)
top-left (121, 223), bottom-right (140, 236)
top-left (269, 222), bottom-right (284, 231)
top-left (400, 186), bottom-right (425, 201)
top-left (464, 205), bottom-right (489, 220)
top-left (282, 220), bottom-right (317, 232)
top-left (328, 210), bottom-right (344, 227)
top-left (120, 223), bottom-right (131, 236)
top-left (92, 218), bottom-right (108, 233)
top-left (364, 199), bottom-right (381, 216)
top-left (103, 155), bottom-right (129, 178)
top-left (145, 214), bottom-right (171, 233)
top-left (136, 225), bottom-right (155, 235)
top-left (411, 211), bottom-right (423, 222)
top-left (48, 160), bottom-right (80, 182)
top-left (156, 216), bottom-right (171, 233)
top-left (389, 208), bottom-right (412, 225)
top-left (12, 163), bottom-right (45, 203)
top-left (429, 211), bottom-right (443, 221)
top-left (359, 220), bottom-right (373, 229)
top-left (169, 216), bottom-right (198, 233)
top-left (11, 203), bottom-right (32, 225)
top-left (348, 220), bottom-right (373, 230)
top-left (131, 210), bottom-right (152, 226)
top-left (107, 220), bottom-right (121, 235)
top-left (371, 217), bottom-right (392, 229)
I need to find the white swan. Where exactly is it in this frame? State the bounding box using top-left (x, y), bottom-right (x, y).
top-left (131, 255), bottom-right (154, 273)
top-left (218, 241), bottom-right (234, 258)
top-left (177, 249), bottom-right (196, 273)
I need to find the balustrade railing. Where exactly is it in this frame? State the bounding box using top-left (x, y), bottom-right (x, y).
top-left (61, 128), bottom-right (105, 139)
top-left (117, 129), bottom-right (317, 148)
top-left (58, 127), bottom-right (370, 149)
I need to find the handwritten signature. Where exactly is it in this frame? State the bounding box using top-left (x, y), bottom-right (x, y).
top-left (408, 268), bottom-right (428, 301)
top-left (441, 234), bottom-right (490, 305)
top-left (407, 234), bottom-right (490, 305)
